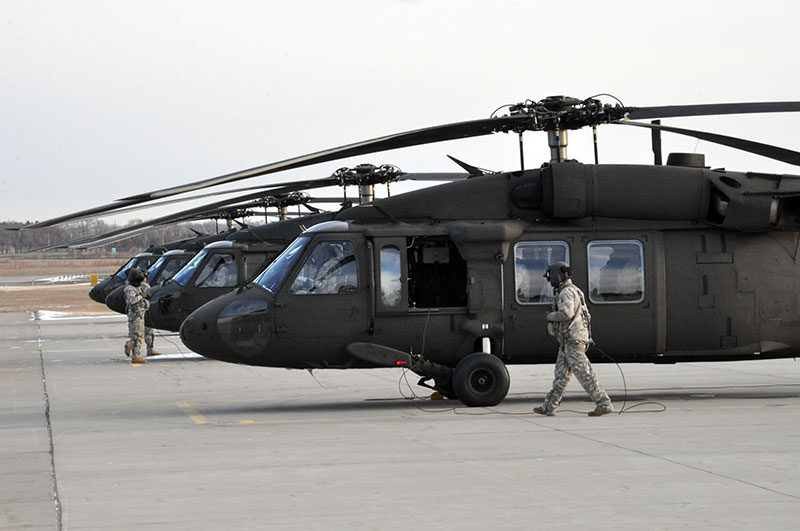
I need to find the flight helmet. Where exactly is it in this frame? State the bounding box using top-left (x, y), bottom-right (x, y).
top-left (544, 261), bottom-right (571, 288)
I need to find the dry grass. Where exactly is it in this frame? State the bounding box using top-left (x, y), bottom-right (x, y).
top-left (0, 284), bottom-right (117, 315)
top-left (0, 257), bottom-right (123, 278)
top-left (0, 257), bottom-right (122, 315)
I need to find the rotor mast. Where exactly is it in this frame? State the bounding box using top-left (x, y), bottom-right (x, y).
top-left (547, 129), bottom-right (568, 163)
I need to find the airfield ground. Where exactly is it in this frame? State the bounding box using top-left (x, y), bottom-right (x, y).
top-left (0, 258), bottom-right (119, 315)
top-left (1, 261), bottom-right (799, 529)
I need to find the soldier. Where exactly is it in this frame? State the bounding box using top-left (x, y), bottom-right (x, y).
top-left (534, 262), bottom-right (614, 417)
top-left (124, 268), bottom-right (151, 365)
top-left (123, 275), bottom-right (161, 358)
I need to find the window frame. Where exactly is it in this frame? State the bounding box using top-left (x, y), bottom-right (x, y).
top-left (513, 240), bottom-right (571, 305)
top-left (289, 239), bottom-right (359, 296)
top-left (586, 239), bottom-right (645, 305)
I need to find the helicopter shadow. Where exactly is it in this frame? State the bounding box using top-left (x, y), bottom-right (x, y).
top-left (178, 382), bottom-right (800, 420)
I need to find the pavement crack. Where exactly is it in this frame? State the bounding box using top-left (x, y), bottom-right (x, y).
top-left (36, 319), bottom-right (62, 531)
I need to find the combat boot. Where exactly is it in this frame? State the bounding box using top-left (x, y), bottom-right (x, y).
top-left (588, 407), bottom-right (613, 417)
top-left (147, 350), bottom-right (162, 357)
top-left (533, 406), bottom-right (555, 416)
top-left (131, 357), bottom-right (148, 365)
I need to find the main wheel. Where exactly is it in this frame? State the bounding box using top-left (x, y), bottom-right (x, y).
top-left (452, 352), bottom-right (510, 407)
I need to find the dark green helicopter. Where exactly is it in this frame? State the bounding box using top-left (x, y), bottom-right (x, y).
top-left (160, 95), bottom-right (800, 407)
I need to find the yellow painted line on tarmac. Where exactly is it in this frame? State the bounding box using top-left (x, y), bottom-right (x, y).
top-left (178, 403), bottom-right (210, 425)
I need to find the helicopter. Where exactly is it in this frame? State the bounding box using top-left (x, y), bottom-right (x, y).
top-left (103, 248), bottom-right (197, 314)
top-left (88, 250), bottom-right (163, 304)
top-left (86, 230), bottom-right (236, 305)
top-left (152, 94), bottom-right (800, 407)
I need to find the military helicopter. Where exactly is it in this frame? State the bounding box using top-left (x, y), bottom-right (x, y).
top-left (86, 231), bottom-right (234, 304)
top-left (103, 248), bottom-right (197, 313)
top-left (88, 250), bottom-right (163, 304)
top-left (152, 95), bottom-right (800, 407)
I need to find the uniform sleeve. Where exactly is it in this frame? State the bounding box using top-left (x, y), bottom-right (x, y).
top-left (123, 286), bottom-right (134, 305)
top-left (546, 289), bottom-right (579, 322)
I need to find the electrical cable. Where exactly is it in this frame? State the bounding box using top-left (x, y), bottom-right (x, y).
top-left (155, 329), bottom-right (192, 359)
top-left (394, 343), bottom-right (668, 415)
top-left (590, 344), bottom-right (667, 414)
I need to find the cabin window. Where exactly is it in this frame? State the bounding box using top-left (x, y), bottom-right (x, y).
top-left (407, 237), bottom-right (467, 308)
top-left (195, 253), bottom-right (238, 288)
top-left (380, 245), bottom-right (402, 307)
top-left (290, 240), bottom-right (358, 295)
top-left (514, 241), bottom-right (570, 304)
top-left (587, 240), bottom-right (644, 304)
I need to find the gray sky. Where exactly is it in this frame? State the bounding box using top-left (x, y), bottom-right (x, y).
top-left (3, 0), bottom-right (800, 225)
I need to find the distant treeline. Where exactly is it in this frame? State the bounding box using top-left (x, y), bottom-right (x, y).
top-left (0, 219), bottom-right (223, 254)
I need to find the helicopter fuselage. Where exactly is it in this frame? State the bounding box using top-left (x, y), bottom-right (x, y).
top-left (180, 163), bottom-right (800, 391)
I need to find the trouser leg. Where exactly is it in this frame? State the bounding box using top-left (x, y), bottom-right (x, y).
top-left (144, 327), bottom-right (154, 353)
top-left (564, 341), bottom-right (612, 410)
top-left (128, 314), bottom-right (145, 358)
top-left (543, 346), bottom-right (572, 412)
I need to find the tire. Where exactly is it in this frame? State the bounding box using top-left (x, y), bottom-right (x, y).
top-left (452, 352), bottom-right (510, 407)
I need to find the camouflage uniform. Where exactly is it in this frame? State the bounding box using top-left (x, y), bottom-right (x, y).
top-left (540, 279), bottom-right (612, 414)
top-left (124, 281), bottom-right (150, 360)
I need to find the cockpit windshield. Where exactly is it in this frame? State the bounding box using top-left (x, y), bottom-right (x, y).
top-left (146, 256), bottom-right (168, 284)
top-left (254, 237), bottom-right (310, 293)
top-left (171, 249), bottom-right (210, 287)
top-left (115, 258), bottom-right (139, 280)
top-left (147, 255), bottom-right (191, 285)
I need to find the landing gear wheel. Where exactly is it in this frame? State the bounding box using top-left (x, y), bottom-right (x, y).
top-left (452, 352), bottom-right (510, 407)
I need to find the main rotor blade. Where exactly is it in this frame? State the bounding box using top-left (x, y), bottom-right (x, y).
top-left (25, 225), bottom-right (157, 253)
top-left (119, 117), bottom-right (526, 202)
top-left (615, 121), bottom-right (800, 167)
top-left (395, 172), bottom-right (469, 181)
top-left (624, 101), bottom-right (800, 121)
top-left (21, 176), bottom-right (343, 230)
top-left (58, 180), bottom-right (341, 248)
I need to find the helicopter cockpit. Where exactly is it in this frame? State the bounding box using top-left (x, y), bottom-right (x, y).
top-left (146, 249), bottom-right (194, 286)
top-left (88, 251), bottom-right (161, 304)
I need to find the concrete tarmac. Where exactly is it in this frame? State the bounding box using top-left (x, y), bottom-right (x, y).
top-left (2, 311), bottom-right (799, 530)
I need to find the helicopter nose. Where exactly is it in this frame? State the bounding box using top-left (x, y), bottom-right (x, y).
top-left (148, 284), bottom-right (187, 332)
top-left (105, 286), bottom-right (127, 314)
top-left (88, 280), bottom-right (109, 304)
top-left (180, 288), bottom-right (272, 364)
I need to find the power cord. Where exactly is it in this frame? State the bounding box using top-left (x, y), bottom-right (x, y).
top-left (155, 329), bottom-right (193, 360)
top-left (590, 344), bottom-right (666, 414)
top-left (395, 345), bottom-right (668, 415)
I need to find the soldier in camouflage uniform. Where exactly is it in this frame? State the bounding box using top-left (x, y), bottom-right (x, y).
top-left (534, 262), bottom-right (613, 417)
top-left (123, 280), bottom-right (161, 358)
top-left (124, 268), bottom-right (151, 365)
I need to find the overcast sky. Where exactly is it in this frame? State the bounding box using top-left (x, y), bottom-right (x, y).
top-left (2, 0), bottom-right (800, 225)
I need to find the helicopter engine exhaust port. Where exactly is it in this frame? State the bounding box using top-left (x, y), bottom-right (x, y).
top-left (452, 352), bottom-right (510, 407)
